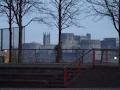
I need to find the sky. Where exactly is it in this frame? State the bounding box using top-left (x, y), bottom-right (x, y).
top-left (0, 2), bottom-right (118, 44)
top-left (0, 0), bottom-right (118, 45)
top-left (24, 16), bottom-right (118, 44)
top-left (0, 16), bottom-right (118, 45)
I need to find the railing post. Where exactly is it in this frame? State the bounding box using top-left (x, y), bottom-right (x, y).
top-left (105, 49), bottom-right (108, 64)
top-left (92, 49), bottom-right (96, 66)
top-left (76, 61), bottom-right (81, 76)
top-left (100, 50), bottom-right (104, 64)
top-left (64, 66), bottom-right (69, 87)
top-left (34, 49), bottom-right (37, 64)
top-left (81, 55), bottom-right (84, 64)
top-left (81, 50), bottom-right (84, 64)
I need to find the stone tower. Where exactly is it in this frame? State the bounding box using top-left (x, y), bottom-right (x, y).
top-left (43, 33), bottom-right (50, 46)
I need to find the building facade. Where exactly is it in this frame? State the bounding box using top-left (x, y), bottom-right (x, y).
top-left (14, 33), bottom-right (118, 64)
top-left (101, 38), bottom-right (117, 49)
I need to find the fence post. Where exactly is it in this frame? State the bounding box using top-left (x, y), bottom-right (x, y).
top-left (92, 49), bottom-right (96, 66)
top-left (76, 61), bottom-right (81, 76)
top-left (34, 49), bottom-right (37, 64)
top-left (64, 66), bottom-right (69, 87)
top-left (81, 50), bottom-right (84, 64)
top-left (105, 49), bottom-right (108, 64)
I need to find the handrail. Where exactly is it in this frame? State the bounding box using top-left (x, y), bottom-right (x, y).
top-left (1, 48), bottom-right (118, 64)
top-left (0, 48), bottom-right (118, 64)
top-left (63, 48), bottom-right (119, 87)
top-left (64, 49), bottom-right (93, 68)
top-left (0, 48), bottom-right (119, 87)
top-left (1, 48), bottom-right (118, 51)
top-left (63, 49), bottom-right (94, 87)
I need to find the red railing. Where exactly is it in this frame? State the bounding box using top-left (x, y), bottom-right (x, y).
top-left (63, 48), bottom-right (118, 87)
top-left (0, 48), bottom-right (118, 64)
top-left (0, 48), bottom-right (119, 87)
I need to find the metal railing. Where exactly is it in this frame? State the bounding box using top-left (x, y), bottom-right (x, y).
top-left (0, 48), bottom-right (118, 65)
top-left (0, 48), bottom-right (119, 87)
top-left (63, 48), bottom-right (119, 87)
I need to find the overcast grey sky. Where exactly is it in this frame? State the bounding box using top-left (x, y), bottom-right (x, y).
top-left (24, 16), bottom-right (117, 44)
top-left (0, 15), bottom-right (118, 44)
top-left (0, 0), bottom-right (118, 45)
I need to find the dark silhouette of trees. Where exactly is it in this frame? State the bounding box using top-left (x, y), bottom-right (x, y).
top-left (0, 0), bottom-right (14, 63)
top-left (8, 0), bottom-right (12, 62)
top-left (0, 0), bottom-right (42, 63)
top-left (39, 0), bottom-right (82, 63)
top-left (86, 0), bottom-right (119, 64)
top-left (11, 0), bottom-right (42, 63)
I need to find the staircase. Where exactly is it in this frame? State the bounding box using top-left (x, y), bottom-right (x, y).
top-left (0, 64), bottom-right (120, 88)
top-left (68, 65), bottom-right (120, 88)
top-left (0, 64), bottom-right (66, 88)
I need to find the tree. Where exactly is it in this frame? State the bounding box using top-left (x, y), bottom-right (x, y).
top-left (39, 0), bottom-right (82, 63)
top-left (0, 0), bottom-right (42, 63)
top-left (0, 0), bottom-right (14, 63)
top-left (10, 0), bottom-right (42, 63)
top-left (8, 0), bottom-right (12, 62)
top-left (86, 0), bottom-right (120, 64)
top-left (0, 0), bottom-right (41, 63)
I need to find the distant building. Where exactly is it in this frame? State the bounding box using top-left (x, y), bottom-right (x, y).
top-left (61, 33), bottom-right (75, 49)
top-left (74, 34), bottom-right (90, 49)
top-left (43, 33), bottom-right (50, 46)
top-left (60, 33), bottom-right (101, 63)
top-left (79, 33), bottom-right (91, 40)
top-left (80, 39), bottom-right (101, 49)
top-left (61, 33), bottom-right (92, 49)
top-left (23, 42), bottom-right (41, 49)
top-left (41, 33), bottom-right (55, 49)
top-left (0, 27), bottom-right (25, 50)
top-left (22, 42), bottom-right (56, 63)
top-left (61, 33), bottom-right (100, 49)
top-left (20, 33), bottom-right (118, 64)
top-left (79, 39), bottom-right (101, 63)
top-left (101, 38), bottom-right (117, 49)
top-left (101, 38), bottom-right (118, 64)
top-left (22, 42), bottom-right (41, 63)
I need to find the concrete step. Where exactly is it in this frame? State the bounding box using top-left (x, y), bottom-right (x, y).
top-left (68, 66), bottom-right (120, 88)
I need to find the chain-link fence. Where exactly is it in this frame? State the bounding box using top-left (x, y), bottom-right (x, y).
top-left (0, 49), bottom-right (118, 65)
top-left (0, 27), bottom-right (25, 50)
top-left (0, 27), bottom-right (25, 63)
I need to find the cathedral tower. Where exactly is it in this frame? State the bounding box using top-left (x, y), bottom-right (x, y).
top-left (43, 33), bottom-right (50, 46)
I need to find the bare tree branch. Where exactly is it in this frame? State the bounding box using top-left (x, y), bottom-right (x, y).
top-left (36, 0), bottom-right (82, 63)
